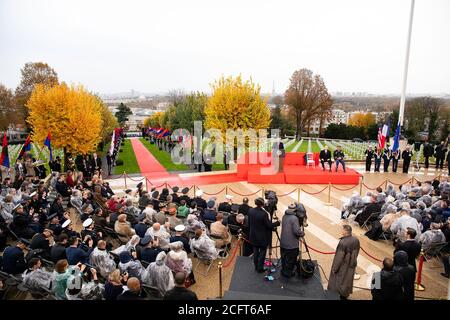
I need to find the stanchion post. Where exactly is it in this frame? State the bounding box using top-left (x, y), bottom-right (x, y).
top-left (193, 185), bottom-right (196, 197)
top-left (225, 185), bottom-right (229, 195)
top-left (384, 179), bottom-right (388, 191)
top-left (238, 234), bottom-right (243, 256)
top-left (297, 187), bottom-right (300, 203)
top-left (124, 171), bottom-right (127, 189)
top-left (164, 182), bottom-right (168, 189)
top-left (218, 261), bottom-right (223, 298)
top-left (324, 182), bottom-right (332, 206)
top-left (411, 176), bottom-right (415, 185)
top-left (261, 187), bottom-right (265, 198)
top-left (415, 249), bottom-right (425, 291)
top-left (359, 176), bottom-right (363, 196)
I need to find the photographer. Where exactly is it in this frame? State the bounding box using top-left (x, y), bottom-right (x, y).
top-left (248, 197), bottom-right (280, 273)
top-left (280, 204), bottom-right (305, 278)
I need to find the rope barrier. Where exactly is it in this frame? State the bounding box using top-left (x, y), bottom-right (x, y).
top-left (275, 188), bottom-right (298, 197)
top-left (301, 185), bottom-right (328, 195)
top-left (125, 174), bottom-right (146, 182)
top-left (359, 247), bottom-right (383, 263)
top-left (387, 178), bottom-right (412, 186)
top-left (145, 178), bottom-right (153, 186)
top-left (331, 184), bottom-right (358, 191)
top-left (301, 241), bottom-right (335, 255)
top-left (203, 187), bottom-right (226, 196)
top-left (153, 183), bottom-right (166, 189)
top-left (222, 240), bottom-right (241, 268)
top-left (228, 188), bottom-right (262, 197)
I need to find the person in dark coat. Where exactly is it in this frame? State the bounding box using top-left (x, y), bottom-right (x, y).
top-left (1, 239), bottom-right (28, 274)
top-left (393, 250), bottom-right (415, 301)
top-left (320, 146), bottom-right (332, 172)
top-left (50, 234), bottom-right (68, 263)
top-left (435, 141), bottom-right (446, 169)
top-left (247, 197), bottom-right (280, 272)
top-left (170, 225), bottom-right (191, 253)
top-left (139, 236), bottom-right (162, 264)
top-left (238, 197), bottom-right (251, 216)
top-left (117, 277), bottom-right (145, 300)
top-left (423, 141), bottom-right (434, 169)
top-left (178, 187), bottom-right (191, 207)
top-left (333, 146), bottom-right (346, 172)
top-left (29, 229), bottom-right (53, 259)
top-left (328, 225), bottom-right (360, 300)
top-left (371, 257), bottom-right (404, 300)
top-left (91, 153), bottom-right (102, 175)
top-left (394, 228), bottom-right (421, 271)
top-left (383, 146), bottom-right (391, 172)
top-left (163, 272), bottom-right (198, 300)
top-left (192, 190), bottom-right (207, 210)
top-left (106, 152), bottom-right (112, 176)
top-left (401, 146), bottom-right (413, 173)
top-left (354, 195), bottom-right (382, 226)
top-left (391, 149), bottom-right (400, 173)
top-left (171, 186), bottom-right (180, 204)
top-left (65, 236), bottom-right (93, 265)
top-left (374, 147), bottom-right (382, 172)
top-left (364, 146), bottom-right (374, 172)
top-left (218, 195), bottom-right (233, 213)
top-left (280, 204), bottom-right (305, 278)
top-left (11, 205), bottom-right (36, 239)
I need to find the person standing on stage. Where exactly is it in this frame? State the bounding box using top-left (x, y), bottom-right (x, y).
top-left (374, 147), bottom-right (382, 172)
top-left (423, 141), bottom-right (434, 169)
top-left (364, 146), bottom-right (374, 172)
top-left (391, 149), bottom-right (400, 173)
top-left (320, 145), bottom-right (332, 172)
top-left (247, 197), bottom-right (280, 273)
top-left (327, 225), bottom-right (360, 300)
top-left (382, 145), bottom-right (391, 173)
top-left (402, 146), bottom-right (413, 173)
top-left (333, 146), bottom-right (346, 173)
top-left (435, 141), bottom-right (446, 170)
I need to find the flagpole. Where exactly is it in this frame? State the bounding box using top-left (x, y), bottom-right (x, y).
top-left (398, 0), bottom-right (415, 126)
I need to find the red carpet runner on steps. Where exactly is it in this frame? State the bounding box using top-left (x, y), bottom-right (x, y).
top-left (130, 138), bottom-right (361, 186)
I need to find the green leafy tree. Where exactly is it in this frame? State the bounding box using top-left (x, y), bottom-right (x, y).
top-left (115, 102), bottom-right (132, 125)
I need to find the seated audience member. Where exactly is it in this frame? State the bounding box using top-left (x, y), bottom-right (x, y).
top-left (22, 257), bottom-right (54, 291)
top-left (65, 236), bottom-right (93, 265)
top-left (355, 195), bottom-right (382, 226)
top-left (51, 234), bottom-right (68, 263)
top-left (143, 203), bottom-right (157, 222)
top-left (218, 194), bottom-right (233, 213)
top-left (166, 241), bottom-right (193, 275)
top-left (238, 197), bottom-right (251, 216)
top-left (139, 236), bottom-right (162, 263)
top-left (393, 250), bottom-right (415, 301)
top-left (117, 277), bottom-right (145, 300)
top-left (167, 205), bottom-right (182, 230)
top-left (89, 240), bottom-right (116, 279)
top-left (390, 209), bottom-right (421, 241)
top-left (2, 238), bottom-right (28, 274)
top-left (371, 257), bottom-right (405, 300)
top-left (170, 224), bottom-right (191, 253)
top-left (118, 251), bottom-right (145, 281)
top-left (142, 251), bottom-right (175, 296)
top-left (133, 218), bottom-right (150, 238)
top-left (65, 268), bottom-right (104, 300)
top-left (114, 214), bottom-right (136, 243)
top-left (53, 260), bottom-right (84, 300)
top-left (419, 222), bottom-right (446, 250)
top-left (210, 212), bottom-right (232, 248)
top-left (177, 200), bottom-right (189, 218)
top-left (394, 228), bottom-right (421, 271)
top-left (145, 222), bottom-right (171, 250)
top-left (163, 272), bottom-right (198, 300)
top-left (192, 190), bottom-right (207, 210)
top-left (185, 214), bottom-right (207, 234)
top-left (104, 269), bottom-right (125, 300)
top-left (190, 229), bottom-right (218, 261)
top-left (202, 200), bottom-right (217, 222)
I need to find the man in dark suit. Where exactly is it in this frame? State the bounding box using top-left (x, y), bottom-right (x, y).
top-left (164, 272), bottom-right (198, 300)
top-left (423, 141), bottom-right (434, 169)
top-left (364, 146), bottom-right (374, 172)
top-left (333, 146), bottom-right (346, 172)
top-left (29, 228), bottom-right (54, 259)
top-left (435, 141), bottom-right (446, 169)
top-left (117, 277), bottom-right (145, 300)
top-left (319, 146), bottom-right (332, 172)
top-left (91, 152), bottom-right (102, 175)
top-left (394, 228), bottom-right (421, 272)
top-left (218, 195), bottom-right (233, 213)
top-left (401, 146), bottom-right (413, 173)
top-left (247, 197), bottom-right (280, 272)
top-left (238, 197), bottom-right (251, 216)
top-left (1, 238), bottom-right (28, 274)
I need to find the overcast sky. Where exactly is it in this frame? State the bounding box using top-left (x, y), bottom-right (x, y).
top-left (1, 0), bottom-right (449, 95)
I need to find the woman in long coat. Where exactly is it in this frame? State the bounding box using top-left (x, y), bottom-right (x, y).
top-left (327, 225), bottom-right (360, 299)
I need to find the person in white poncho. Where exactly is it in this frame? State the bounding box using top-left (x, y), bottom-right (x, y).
top-left (166, 241), bottom-right (192, 275)
top-left (142, 251), bottom-right (174, 296)
top-left (190, 229), bottom-right (218, 261)
top-left (22, 257), bottom-right (54, 292)
top-left (89, 240), bottom-right (116, 278)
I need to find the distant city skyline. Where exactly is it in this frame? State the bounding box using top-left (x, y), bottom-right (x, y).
top-left (1, 0), bottom-right (449, 96)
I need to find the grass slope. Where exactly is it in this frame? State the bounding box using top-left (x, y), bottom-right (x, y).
top-left (114, 139), bottom-right (140, 174)
top-left (139, 138), bottom-right (189, 171)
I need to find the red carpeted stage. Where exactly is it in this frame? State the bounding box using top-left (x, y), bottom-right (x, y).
top-left (237, 152), bottom-right (361, 185)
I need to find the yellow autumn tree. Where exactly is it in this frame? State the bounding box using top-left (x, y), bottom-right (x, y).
top-left (143, 111), bottom-right (165, 128)
top-left (26, 83), bottom-right (103, 155)
top-left (205, 75), bottom-right (271, 149)
top-left (348, 112), bottom-right (376, 127)
top-left (98, 99), bottom-right (119, 142)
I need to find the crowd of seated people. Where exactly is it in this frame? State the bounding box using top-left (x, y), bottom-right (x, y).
top-left (0, 166), bottom-right (252, 300)
top-left (342, 178), bottom-right (450, 280)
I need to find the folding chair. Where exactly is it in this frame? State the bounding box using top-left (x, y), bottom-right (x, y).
top-left (306, 152), bottom-right (315, 168)
top-left (361, 212), bottom-right (381, 230)
top-left (423, 242), bottom-right (449, 262)
top-left (141, 284), bottom-right (163, 300)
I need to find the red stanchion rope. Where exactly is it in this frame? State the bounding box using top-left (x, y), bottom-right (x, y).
top-left (362, 180), bottom-right (386, 191)
top-left (359, 247), bottom-right (383, 263)
top-left (228, 188), bottom-right (262, 197)
top-left (153, 183), bottom-right (166, 189)
top-left (301, 185), bottom-right (328, 195)
top-left (302, 241), bottom-right (335, 255)
top-left (125, 174), bottom-right (146, 182)
top-left (387, 178), bottom-right (412, 186)
top-left (222, 240), bottom-right (241, 268)
top-left (331, 184), bottom-right (358, 191)
top-left (275, 188), bottom-right (298, 197)
top-left (203, 188), bottom-right (226, 196)
top-left (145, 178), bottom-right (154, 186)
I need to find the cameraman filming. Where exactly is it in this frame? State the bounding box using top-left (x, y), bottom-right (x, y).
top-left (248, 197), bottom-right (280, 273)
top-left (280, 203), bottom-right (305, 278)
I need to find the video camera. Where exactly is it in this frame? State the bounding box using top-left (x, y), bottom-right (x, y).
top-left (286, 202), bottom-right (308, 227)
top-left (264, 190), bottom-right (278, 216)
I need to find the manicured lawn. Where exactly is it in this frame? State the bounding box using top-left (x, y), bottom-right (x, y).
top-left (139, 138), bottom-right (189, 172)
top-left (114, 139), bottom-right (140, 174)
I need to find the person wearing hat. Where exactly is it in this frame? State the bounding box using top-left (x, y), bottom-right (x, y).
top-left (136, 182), bottom-right (144, 198)
top-left (29, 228), bottom-right (54, 259)
top-left (89, 240), bottom-right (116, 279)
top-left (134, 218), bottom-right (150, 238)
top-left (61, 219), bottom-right (80, 239)
top-left (138, 191), bottom-right (151, 210)
top-left (202, 199), bottom-right (217, 222)
top-left (280, 204), bottom-right (305, 278)
top-left (170, 224), bottom-right (191, 253)
top-left (1, 238), bottom-right (29, 274)
top-left (192, 189), bottom-right (207, 210)
top-left (50, 234), bottom-right (68, 263)
top-left (247, 197), bottom-right (280, 273)
top-left (151, 190), bottom-right (160, 208)
top-left (124, 188), bottom-right (138, 205)
top-left (218, 194), bottom-right (233, 213)
top-left (49, 195), bottom-right (65, 219)
top-left (154, 203), bottom-right (168, 225)
top-left (167, 204), bottom-right (181, 230)
top-left (118, 251), bottom-right (145, 281)
top-left (171, 186), bottom-right (180, 204)
top-left (81, 218), bottom-right (101, 247)
top-left (11, 204), bottom-right (36, 239)
top-left (179, 187), bottom-right (191, 207)
top-left (65, 236), bottom-right (94, 265)
top-left (139, 235), bottom-right (162, 264)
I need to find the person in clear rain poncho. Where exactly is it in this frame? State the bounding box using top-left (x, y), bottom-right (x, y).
top-left (142, 251), bottom-right (174, 296)
top-left (190, 229), bottom-right (218, 261)
top-left (89, 240), bottom-right (116, 279)
top-left (166, 241), bottom-right (192, 275)
top-left (22, 258), bottom-right (54, 291)
top-left (341, 191), bottom-right (363, 219)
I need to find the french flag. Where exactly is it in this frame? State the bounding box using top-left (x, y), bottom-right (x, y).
top-left (377, 124), bottom-right (389, 150)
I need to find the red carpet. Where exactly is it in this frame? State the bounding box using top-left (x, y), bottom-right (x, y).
top-left (131, 140), bottom-right (360, 187)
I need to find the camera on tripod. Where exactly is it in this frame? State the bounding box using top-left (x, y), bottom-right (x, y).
top-left (286, 202), bottom-right (308, 227)
top-left (264, 190), bottom-right (278, 216)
